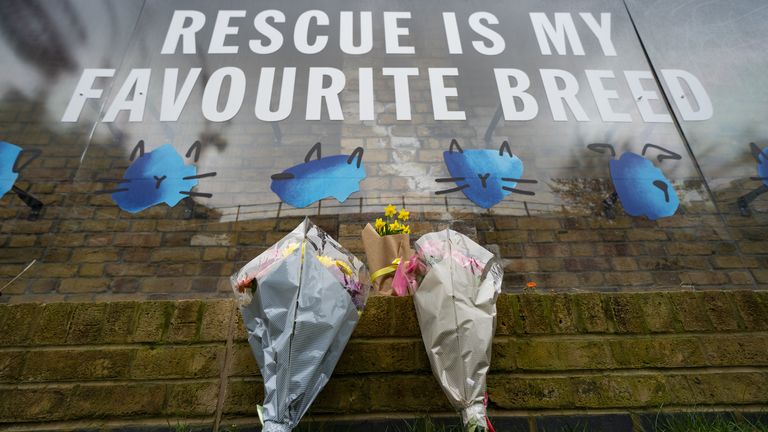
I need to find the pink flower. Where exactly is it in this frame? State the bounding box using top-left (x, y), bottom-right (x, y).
top-left (391, 261), bottom-right (410, 296)
top-left (405, 253), bottom-right (426, 277)
top-left (392, 254), bottom-right (427, 296)
top-left (451, 251), bottom-right (484, 274)
top-left (418, 240), bottom-right (444, 258)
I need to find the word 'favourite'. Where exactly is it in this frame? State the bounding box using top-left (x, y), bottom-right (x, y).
top-left (61, 66), bottom-right (711, 123)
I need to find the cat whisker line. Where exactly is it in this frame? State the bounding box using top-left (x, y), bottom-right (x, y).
top-left (435, 184), bottom-right (470, 195)
top-left (94, 188), bottom-right (129, 194)
top-left (271, 173), bottom-right (295, 180)
top-left (180, 191), bottom-right (213, 198)
top-left (435, 177), bottom-right (466, 183)
top-left (750, 177), bottom-right (768, 181)
top-left (502, 186), bottom-right (536, 196)
top-left (182, 172), bottom-right (217, 180)
top-left (501, 178), bottom-right (539, 184)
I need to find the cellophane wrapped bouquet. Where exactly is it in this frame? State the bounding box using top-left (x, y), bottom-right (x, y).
top-left (231, 218), bottom-right (370, 432)
top-left (403, 229), bottom-right (503, 432)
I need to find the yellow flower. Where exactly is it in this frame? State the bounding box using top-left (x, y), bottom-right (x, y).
top-left (397, 209), bottom-right (410, 221)
top-left (282, 242), bottom-right (299, 257)
top-left (384, 204), bottom-right (397, 217)
top-left (389, 221), bottom-right (400, 231)
top-left (336, 260), bottom-right (353, 276)
top-left (402, 225), bottom-right (411, 234)
top-left (375, 218), bottom-right (386, 231)
top-left (316, 255), bottom-right (335, 267)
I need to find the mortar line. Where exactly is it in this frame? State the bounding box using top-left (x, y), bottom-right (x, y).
top-left (185, 405), bottom-right (768, 424)
top-left (0, 416), bottom-right (216, 432)
top-left (0, 329), bottom-right (764, 352)
top-left (0, 340), bottom-right (227, 352)
top-left (221, 365), bottom-right (768, 382)
top-left (4, 364), bottom-right (764, 390)
top-left (491, 330), bottom-right (768, 341)
top-left (0, 377), bottom-right (221, 389)
top-left (463, 330), bottom-right (768, 344)
top-left (213, 300), bottom-right (238, 431)
top-left (5, 404), bottom-right (768, 432)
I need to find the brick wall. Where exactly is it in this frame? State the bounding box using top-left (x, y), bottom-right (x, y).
top-left (2, 210), bottom-right (767, 302)
top-left (1, 291), bottom-right (767, 431)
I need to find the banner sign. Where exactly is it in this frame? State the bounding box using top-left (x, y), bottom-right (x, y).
top-left (1, 0), bottom-right (740, 220)
top-left (60, 8), bottom-right (712, 124)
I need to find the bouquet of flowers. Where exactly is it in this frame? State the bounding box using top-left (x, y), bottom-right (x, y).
top-left (409, 229), bottom-right (503, 432)
top-left (361, 204), bottom-right (413, 295)
top-left (232, 218), bottom-right (370, 432)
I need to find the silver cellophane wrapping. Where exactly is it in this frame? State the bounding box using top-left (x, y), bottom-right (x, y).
top-left (413, 229), bottom-right (503, 430)
top-left (231, 218), bottom-right (370, 431)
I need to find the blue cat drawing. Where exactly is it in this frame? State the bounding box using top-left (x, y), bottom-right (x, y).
top-left (737, 142), bottom-right (768, 215)
top-left (588, 143), bottom-right (680, 221)
top-left (0, 141), bottom-right (42, 201)
top-left (753, 142), bottom-right (768, 187)
top-left (98, 140), bottom-right (216, 213)
top-left (0, 141), bottom-right (40, 197)
top-left (270, 142), bottom-right (366, 208)
top-left (434, 139), bottom-right (537, 208)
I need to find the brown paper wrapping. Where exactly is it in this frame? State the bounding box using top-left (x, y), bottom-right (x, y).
top-left (361, 223), bottom-right (412, 295)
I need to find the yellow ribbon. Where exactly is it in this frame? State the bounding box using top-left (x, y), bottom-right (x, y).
top-left (370, 258), bottom-right (401, 283)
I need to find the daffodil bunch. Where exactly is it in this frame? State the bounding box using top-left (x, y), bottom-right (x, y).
top-left (374, 204), bottom-right (411, 236)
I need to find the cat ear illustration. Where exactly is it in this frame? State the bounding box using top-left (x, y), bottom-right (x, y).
top-left (347, 147), bottom-right (364, 168)
top-left (270, 143), bottom-right (366, 208)
top-left (130, 140), bottom-right (145, 161)
top-left (641, 143), bottom-right (681, 163)
top-left (587, 143), bottom-right (616, 157)
top-left (181, 141), bottom-right (216, 192)
top-left (499, 141), bottom-right (513, 157)
top-left (449, 139), bottom-right (463, 153)
top-left (436, 139), bottom-right (537, 208)
top-left (305, 142), bottom-right (322, 162)
top-left (185, 140), bottom-right (202, 162)
top-left (12, 148), bottom-right (41, 173)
